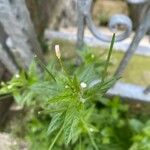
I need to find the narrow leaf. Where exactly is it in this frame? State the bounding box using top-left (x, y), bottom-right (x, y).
top-left (101, 33), bottom-right (115, 83)
top-left (64, 107), bottom-right (79, 144)
top-left (35, 56), bottom-right (56, 82)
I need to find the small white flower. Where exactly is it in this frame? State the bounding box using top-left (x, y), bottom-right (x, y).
top-left (80, 82), bottom-right (87, 88)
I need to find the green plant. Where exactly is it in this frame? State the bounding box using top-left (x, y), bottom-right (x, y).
top-left (0, 34), bottom-right (131, 150)
top-left (129, 119), bottom-right (150, 150)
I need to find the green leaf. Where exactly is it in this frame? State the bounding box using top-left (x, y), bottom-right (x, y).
top-left (13, 91), bottom-right (22, 104)
top-left (48, 92), bottom-right (72, 104)
top-left (31, 81), bottom-right (59, 97)
top-left (35, 56), bottom-right (56, 82)
top-left (101, 33), bottom-right (115, 83)
top-left (28, 60), bottom-right (39, 82)
top-left (22, 91), bottom-right (34, 106)
top-left (76, 65), bottom-right (98, 84)
top-left (47, 113), bottom-right (64, 135)
top-left (72, 75), bottom-right (80, 92)
top-left (64, 107), bottom-right (79, 145)
top-left (81, 119), bottom-right (98, 150)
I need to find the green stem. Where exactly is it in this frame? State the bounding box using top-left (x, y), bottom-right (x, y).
top-left (101, 33), bottom-right (115, 84)
top-left (48, 125), bottom-right (63, 150)
top-left (57, 58), bottom-right (74, 91)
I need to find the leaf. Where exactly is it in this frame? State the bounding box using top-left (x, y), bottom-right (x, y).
top-left (31, 81), bottom-right (59, 96)
top-left (76, 65), bottom-right (98, 85)
top-left (14, 90), bottom-right (34, 106)
top-left (64, 107), bottom-right (79, 145)
top-left (101, 33), bottom-right (115, 83)
top-left (35, 56), bottom-right (56, 82)
top-left (48, 92), bottom-right (72, 104)
top-left (82, 107), bottom-right (94, 122)
top-left (129, 119), bottom-right (144, 133)
top-left (22, 91), bottom-right (34, 106)
top-left (47, 113), bottom-right (64, 135)
top-left (81, 119), bottom-right (98, 150)
top-left (99, 77), bottom-right (118, 93)
top-left (28, 60), bottom-right (39, 82)
top-left (72, 75), bottom-right (80, 92)
top-left (13, 91), bottom-right (22, 104)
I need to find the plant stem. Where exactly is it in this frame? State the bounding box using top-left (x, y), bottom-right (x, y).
top-left (101, 33), bottom-right (115, 84)
top-left (57, 57), bottom-right (74, 91)
top-left (48, 125), bottom-right (63, 150)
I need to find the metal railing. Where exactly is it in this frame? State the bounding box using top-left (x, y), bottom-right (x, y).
top-left (115, 0), bottom-right (150, 77)
top-left (44, 0), bottom-right (150, 102)
top-left (77, 0), bottom-right (132, 48)
top-left (76, 0), bottom-right (150, 101)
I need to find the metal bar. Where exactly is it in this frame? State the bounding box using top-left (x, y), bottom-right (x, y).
top-left (107, 81), bottom-right (150, 102)
top-left (76, 0), bottom-right (132, 48)
top-left (76, 1), bottom-right (85, 49)
top-left (115, 2), bottom-right (150, 77)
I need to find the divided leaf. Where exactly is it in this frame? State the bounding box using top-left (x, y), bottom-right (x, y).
top-left (47, 113), bottom-right (64, 135)
top-left (63, 107), bottom-right (79, 145)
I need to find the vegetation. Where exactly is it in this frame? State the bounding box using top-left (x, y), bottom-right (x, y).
top-left (49, 39), bottom-right (150, 86)
top-left (0, 35), bottom-right (150, 150)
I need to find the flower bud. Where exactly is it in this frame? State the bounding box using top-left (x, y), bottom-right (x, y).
top-left (55, 45), bottom-right (61, 59)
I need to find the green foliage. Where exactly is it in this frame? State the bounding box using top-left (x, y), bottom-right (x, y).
top-left (1, 34), bottom-right (149, 150)
top-left (0, 34), bottom-right (116, 149)
top-left (129, 120), bottom-right (150, 150)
